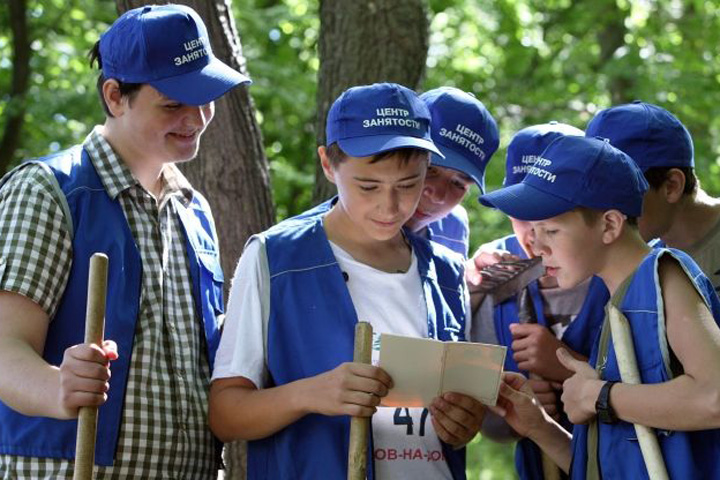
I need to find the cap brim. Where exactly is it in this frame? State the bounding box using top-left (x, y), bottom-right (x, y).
top-left (338, 134), bottom-right (444, 159)
top-left (479, 183), bottom-right (576, 221)
top-left (431, 150), bottom-right (485, 193)
top-left (151, 57), bottom-right (251, 106)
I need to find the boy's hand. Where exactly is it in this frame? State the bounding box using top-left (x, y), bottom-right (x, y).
top-left (306, 362), bottom-right (393, 417)
top-left (58, 340), bottom-right (118, 419)
top-left (557, 348), bottom-right (603, 424)
top-left (429, 392), bottom-right (485, 447)
top-left (465, 248), bottom-right (520, 288)
top-left (510, 323), bottom-right (576, 381)
top-left (526, 378), bottom-right (561, 421)
top-left (488, 372), bottom-right (548, 439)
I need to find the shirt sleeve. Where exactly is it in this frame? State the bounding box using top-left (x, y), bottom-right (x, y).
top-left (212, 237), bottom-right (271, 388)
top-left (0, 164), bottom-right (73, 318)
top-left (468, 296), bottom-right (499, 344)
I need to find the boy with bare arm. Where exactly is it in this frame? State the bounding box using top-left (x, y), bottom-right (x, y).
top-left (586, 101), bottom-right (720, 292)
top-left (473, 123), bottom-right (609, 480)
top-left (480, 134), bottom-right (720, 478)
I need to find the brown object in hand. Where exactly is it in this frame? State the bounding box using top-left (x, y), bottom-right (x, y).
top-left (73, 253), bottom-right (109, 480)
top-left (471, 257), bottom-right (545, 305)
top-left (347, 321), bottom-right (373, 480)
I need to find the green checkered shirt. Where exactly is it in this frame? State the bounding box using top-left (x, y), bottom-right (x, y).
top-left (0, 128), bottom-right (219, 479)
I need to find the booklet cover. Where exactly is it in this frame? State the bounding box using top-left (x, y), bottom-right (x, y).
top-left (378, 333), bottom-right (507, 407)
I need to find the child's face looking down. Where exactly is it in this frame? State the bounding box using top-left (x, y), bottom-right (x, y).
top-left (326, 152), bottom-right (428, 242)
top-left (530, 209), bottom-right (603, 289)
top-left (405, 165), bottom-right (473, 232)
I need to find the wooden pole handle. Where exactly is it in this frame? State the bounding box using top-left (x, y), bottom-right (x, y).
top-left (608, 304), bottom-right (669, 480)
top-left (347, 321), bottom-right (373, 480)
top-left (73, 253), bottom-right (109, 480)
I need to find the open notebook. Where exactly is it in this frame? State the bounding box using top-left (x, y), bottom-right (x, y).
top-left (379, 333), bottom-right (506, 407)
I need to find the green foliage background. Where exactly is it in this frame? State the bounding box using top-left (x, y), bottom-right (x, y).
top-left (4, 1), bottom-right (720, 476)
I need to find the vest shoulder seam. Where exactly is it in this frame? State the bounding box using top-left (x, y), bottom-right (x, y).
top-left (270, 261), bottom-right (339, 279)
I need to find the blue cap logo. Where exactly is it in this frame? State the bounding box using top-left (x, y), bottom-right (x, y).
top-left (504, 122), bottom-right (584, 187)
top-left (326, 83), bottom-right (442, 158)
top-left (420, 87), bottom-right (499, 193)
top-left (480, 136), bottom-right (649, 221)
top-left (99, 4), bottom-right (251, 106)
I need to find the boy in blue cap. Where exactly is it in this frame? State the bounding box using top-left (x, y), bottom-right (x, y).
top-left (209, 83), bottom-right (486, 479)
top-left (472, 123), bottom-right (609, 480)
top-left (586, 101), bottom-right (720, 292)
top-left (404, 87), bottom-right (499, 257)
top-left (480, 135), bottom-right (720, 478)
top-left (0, 4), bottom-right (248, 478)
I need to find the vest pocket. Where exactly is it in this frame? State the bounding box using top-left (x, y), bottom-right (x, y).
top-left (197, 249), bottom-right (224, 282)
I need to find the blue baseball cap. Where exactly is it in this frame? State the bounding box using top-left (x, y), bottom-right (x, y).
top-left (419, 87), bottom-right (499, 194)
top-left (504, 122), bottom-right (584, 187)
top-left (99, 4), bottom-right (251, 106)
top-left (479, 136), bottom-right (649, 221)
top-left (326, 83), bottom-right (442, 158)
top-left (585, 101), bottom-right (694, 171)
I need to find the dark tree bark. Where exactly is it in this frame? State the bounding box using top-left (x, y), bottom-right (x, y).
top-left (594, 0), bottom-right (633, 104)
top-left (0, 0), bottom-right (31, 175)
top-left (114, 2), bottom-right (274, 478)
top-left (313, 0), bottom-right (430, 202)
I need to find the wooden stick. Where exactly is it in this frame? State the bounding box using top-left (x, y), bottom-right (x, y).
top-left (73, 253), bottom-right (109, 480)
top-left (347, 321), bottom-right (373, 480)
top-left (516, 289), bottom-right (561, 480)
top-left (608, 304), bottom-right (669, 480)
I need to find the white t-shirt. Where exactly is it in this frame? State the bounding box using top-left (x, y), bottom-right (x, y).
top-left (213, 236), bottom-right (456, 479)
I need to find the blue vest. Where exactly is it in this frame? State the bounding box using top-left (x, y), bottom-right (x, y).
top-left (246, 201), bottom-right (468, 479)
top-left (571, 248), bottom-right (720, 479)
top-left (490, 234), bottom-right (609, 480)
top-left (426, 205), bottom-right (470, 257)
top-left (0, 146), bottom-right (224, 465)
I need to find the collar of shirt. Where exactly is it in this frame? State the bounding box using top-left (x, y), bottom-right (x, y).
top-left (83, 127), bottom-right (194, 208)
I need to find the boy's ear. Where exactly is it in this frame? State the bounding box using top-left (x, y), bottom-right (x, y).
top-left (601, 210), bottom-right (626, 244)
top-left (318, 146), bottom-right (337, 185)
top-left (662, 168), bottom-right (686, 204)
top-left (103, 79), bottom-right (127, 118)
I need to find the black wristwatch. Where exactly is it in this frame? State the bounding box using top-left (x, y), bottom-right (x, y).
top-left (595, 381), bottom-right (619, 424)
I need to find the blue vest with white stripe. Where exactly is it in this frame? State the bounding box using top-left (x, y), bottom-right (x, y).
top-left (426, 205), bottom-right (470, 257)
top-left (490, 234), bottom-right (608, 480)
top-left (246, 200), bottom-right (468, 479)
top-left (0, 146), bottom-right (224, 465)
top-left (570, 248), bottom-right (720, 479)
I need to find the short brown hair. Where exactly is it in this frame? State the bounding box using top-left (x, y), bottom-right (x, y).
top-left (575, 207), bottom-right (638, 227)
top-left (88, 41), bottom-right (142, 117)
top-left (643, 166), bottom-right (697, 196)
top-left (325, 143), bottom-right (430, 168)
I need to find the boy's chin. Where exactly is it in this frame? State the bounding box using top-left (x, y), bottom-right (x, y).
top-left (557, 274), bottom-right (592, 290)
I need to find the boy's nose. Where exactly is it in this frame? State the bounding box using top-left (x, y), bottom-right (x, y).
top-left (531, 235), bottom-right (548, 257)
top-left (380, 190), bottom-right (400, 215)
top-left (423, 180), bottom-right (447, 204)
top-left (185, 104), bottom-right (211, 128)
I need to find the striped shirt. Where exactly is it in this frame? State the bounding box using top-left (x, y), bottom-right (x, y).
top-left (0, 128), bottom-right (219, 479)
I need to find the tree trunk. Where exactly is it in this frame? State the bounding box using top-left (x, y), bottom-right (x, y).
top-left (594, 0), bottom-right (633, 104)
top-left (114, 1), bottom-right (274, 479)
top-left (313, 0), bottom-right (430, 203)
top-left (0, 0), bottom-right (31, 175)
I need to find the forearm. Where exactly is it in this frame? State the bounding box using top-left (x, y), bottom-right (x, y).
top-left (610, 374), bottom-right (720, 430)
top-left (209, 377), bottom-right (314, 442)
top-left (0, 338), bottom-right (65, 418)
top-left (480, 410), bottom-right (522, 443)
top-left (526, 414), bottom-right (572, 473)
